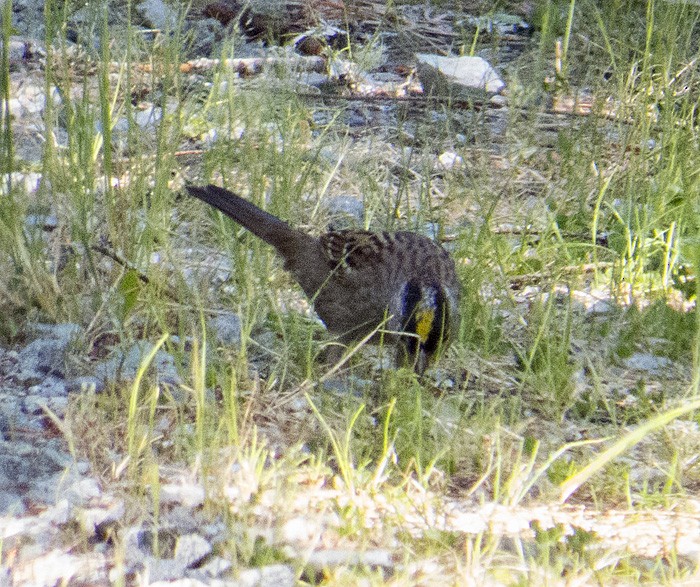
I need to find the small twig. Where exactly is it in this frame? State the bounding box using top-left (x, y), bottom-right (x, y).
top-left (508, 262), bottom-right (615, 289)
top-left (174, 55), bottom-right (327, 76)
top-left (91, 244), bottom-right (180, 302)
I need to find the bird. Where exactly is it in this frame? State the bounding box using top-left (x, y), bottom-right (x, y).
top-left (186, 184), bottom-right (460, 373)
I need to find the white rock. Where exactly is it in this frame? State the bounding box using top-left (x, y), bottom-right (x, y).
top-left (174, 533), bottom-right (212, 568)
top-left (416, 53), bottom-right (505, 97)
top-left (438, 151), bottom-right (464, 169)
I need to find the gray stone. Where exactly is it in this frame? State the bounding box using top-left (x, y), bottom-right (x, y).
top-left (25, 211), bottom-right (58, 231)
top-left (149, 579), bottom-right (209, 587)
top-left (416, 53), bottom-right (505, 97)
top-left (623, 353), bottom-right (673, 375)
top-left (66, 478), bottom-right (101, 504)
top-left (94, 341), bottom-right (182, 386)
top-left (201, 519), bottom-right (228, 541)
top-left (0, 491), bottom-right (25, 515)
top-left (190, 556), bottom-right (232, 579)
top-left (0, 443), bottom-right (71, 505)
top-left (437, 151), bottom-right (464, 170)
top-left (175, 533), bottom-right (213, 568)
top-left (134, 104), bottom-right (163, 129)
top-left (295, 71), bottom-right (328, 88)
top-left (78, 499), bottom-right (126, 534)
top-left (66, 376), bottom-right (104, 394)
top-left (10, 550), bottom-right (109, 586)
top-left (41, 443), bottom-right (75, 470)
top-left (15, 79), bottom-right (49, 114)
top-left (209, 312), bottom-right (243, 346)
top-left (185, 18), bottom-right (224, 59)
top-left (27, 376), bottom-right (68, 397)
top-left (22, 394), bottom-right (68, 417)
top-left (460, 13), bottom-right (530, 36)
top-left (137, 0), bottom-right (179, 31)
top-left (160, 483), bottom-right (206, 508)
top-left (7, 0), bottom-right (46, 40)
top-left (13, 323), bottom-right (82, 383)
top-left (0, 395), bottom-right (25, 437)
top-left (236, 564), bottom-right (295, 587)
top-left (4, 36), bottom-right (30, 63)
top-left (306, 548), bottom-right (393, 570)
top-left (587, 300), bottom-right (614, 315)
top-left (41, 499), bottom-right (73, 526)
top-left (345, 111), bottom-right (367, 127)
top-left (75, 460), bottom-right (91, 474)
top-left (322, 375), bottom-right (373, 395)
top-left (323, 195), bottom-right (364, 230)
top-left (142, 556), bottom-right (188, 582)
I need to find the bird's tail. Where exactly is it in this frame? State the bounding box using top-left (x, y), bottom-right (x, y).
top-left (186, 184), bottom-right (307, 253)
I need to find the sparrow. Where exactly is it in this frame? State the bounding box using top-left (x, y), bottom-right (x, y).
top-left (187, 184), bottom-right (460, 372)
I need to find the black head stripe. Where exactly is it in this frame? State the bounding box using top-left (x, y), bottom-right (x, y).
top-left (422, 286), bottom-right (448, 354)
top-left (402, 281), bottom-right (450, 356)
top-left (402, 281), bottom-right (423, 356)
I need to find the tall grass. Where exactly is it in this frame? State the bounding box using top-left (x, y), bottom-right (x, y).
top-left (3, 0), bottom-right (700, 583)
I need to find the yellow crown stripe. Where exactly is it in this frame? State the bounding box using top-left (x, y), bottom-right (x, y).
top-left (415, 309), bottom-right (435, 343)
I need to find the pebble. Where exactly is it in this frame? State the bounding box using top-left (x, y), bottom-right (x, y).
top-left (93, 340), bottom-right (182, 386)
top-left (323, 194), bottom-right (365, 230)
top-left (209, 312), bottom-right (243, 346)
top-left (136, 0), bottom-right (180, 30)
top-left (623, 352), bottom-right (673, 375)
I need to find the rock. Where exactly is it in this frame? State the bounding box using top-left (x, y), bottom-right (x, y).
top-left (184, 17), bottom-right (224, 58)
top-left (586, 300), bottom-right (613, 315)
top-left (0, 441), bottom-right (73, 511)
top-left (322, 376), bottom-right (373, 396)
top-left (437, 151), bottom-right (464, 170)
top-left (459, 13), bottom-right (530, 36)
top-left (296, 35), bottom-right (326, 56)
top-left (122, 527), bottom-right (215, 582)
top-left (41, 499), bottom-right (73, 526)
top-left (345, 111), bottom-right (368, 127)
top-left (15, 78), bottom-right (50, 114)
top-left (201, 1), bottom-right (238, 26)
top-left (209, 312), bottom-right (243, 346)
top-left (416, 53), bottom-right (505, 97)
top-left (66, 376), bottom-right (104, 394)
top-left (93, 340), bottom-right (182, 386)
top-left (4, 35), bottom-right (44, 66)
top-left (12, 323), bottom-right (82, 384)
top-left (134, 104), bottom-right (163, 129)
top-left (10, 550), bottom-right (109, 586)
top-left (66, 478), bottom-right (101, 504)
top-left (27, 376), bottom-right (68, 397)
top-left (78, 499), bottom-right (126, 535)
top-left (622, 353), bottom-right (673, 375)
top-left (294, 71), bottom-right (329, 89)
top-left (323, 195), bottom-right (364, 230)
top-left (136, 0), bottom-right (179, 30)
top-left (25, 211), bottom-right (58, 231)
top-left (305, 548), bottom-right (394, 571)
top-left (149, 580), bottom-right (210, 587)
top-left (160, 483), bottom-right (206, 508)
top-left (22, 394), bottom-right (68, 417)
top-left (0, 491), bottom-right (25, 516)
top-left (189, 556), bottom-right (232, 579)
top-left (8, 0), bottom-right (47, 40)
top-left (236, 564), bottom-right (295, 587)
top-left (174, 533), bottom-right (212, 568)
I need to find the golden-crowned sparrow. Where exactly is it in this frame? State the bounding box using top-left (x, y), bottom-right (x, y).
top-left (187, 184), bottom-right (460, 372)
